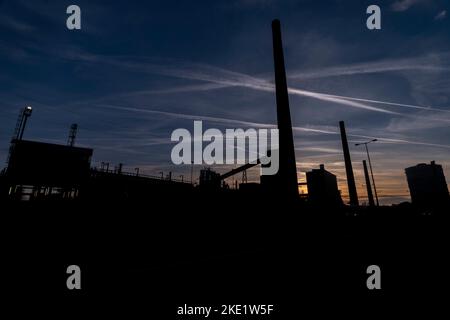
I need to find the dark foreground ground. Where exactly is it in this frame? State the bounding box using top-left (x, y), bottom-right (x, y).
top-left (2, 195), bottom-right (449, 317)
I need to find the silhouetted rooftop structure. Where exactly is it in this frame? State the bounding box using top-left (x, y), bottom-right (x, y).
top-left (405, 161), bottom-right (449, 209)
top-left (3, 139), bottom-right (93, 200)
top-left (6, 139), bottom-right (93, 187)
top-left (306, 164), bottom-right (343, 208)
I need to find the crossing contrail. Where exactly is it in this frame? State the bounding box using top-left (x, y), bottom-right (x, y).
top-left (96, 104), bottom-right (450, 150)
top-left (64, 51), bottom-right (450, 117)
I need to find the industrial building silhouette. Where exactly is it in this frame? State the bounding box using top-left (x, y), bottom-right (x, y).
top-left (306, 164), bottom-right (343, 208)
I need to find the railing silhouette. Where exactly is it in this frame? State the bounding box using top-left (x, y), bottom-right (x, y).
top-left (90, 167), bottom-right (186, 184)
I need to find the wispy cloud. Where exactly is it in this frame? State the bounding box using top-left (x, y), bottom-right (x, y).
top-left (237, 0), bottom-right (273, 7)
top-left (290, 55), bottom-right (450, 80)
top-left (301, 147), bottom-right (342, 153)
top-left (23, 46), bottom-right (450, 117)
top-left (320, 94), bottom-right (450, 114)
top-left (114, 54), bottom-right (450, 115)
top-left (435, 10), bottom-right (447, 20)
top-left (0, 14), bottom-right (35, 33)
top-left (64, 52), bottom-right (422, 115)
top-left (95, 104), bottom-right (450, 150)
top-left (386, 114), bottom-right (450, 132)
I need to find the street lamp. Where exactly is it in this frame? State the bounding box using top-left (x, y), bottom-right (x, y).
top-left (355, 139), bottom-right (379, 206)
top-left (18, 106), bottom-right (33, 140)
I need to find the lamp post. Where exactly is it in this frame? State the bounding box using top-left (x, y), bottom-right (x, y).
top-left (19, 106), bottom-right (33, 140)
top-left (355, 139), bottom-right (379, 206)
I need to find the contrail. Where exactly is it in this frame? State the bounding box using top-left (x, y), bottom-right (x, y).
top-left (96, 104), bottom-right (450, 150)
top-left (290, 60), bottom-right (450, 80)
top-left (290, 51), bottom-right (450, 78)
top-left (64, 53), bottom-right (416, 115)
top-left (348, 133), bottom-right (450, 149)
top-left (143, 64), bottom-right (449, 115)
top-left (287, 88), bottom-right (400, 115)
top-left (321, 93), bottom-right (450, 113)
top-left (97, 104), bottom-right (277, 129)
top-left (64, 51), bottom-right (450, 116)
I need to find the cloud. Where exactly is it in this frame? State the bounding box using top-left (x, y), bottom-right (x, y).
top-left (391, 0), bottom-right (425, 12)
top-left (64, 52), bottom-right (409, 115)
top-left (288, 53), bottom-right (450, 114)
top-left (126, 56), bottom-right (450, 115)
top-left (386, 112), bottom-right (450, 132)
top-left (321, 94), bottom-right (450, 114)
top-left (94, 104), bottom-right (450, 150)
top-left (0, 14), bottom-right (35, 33)
top-left (23, 47), bottom-right (450, 117)
top-left (301, 147), bottom-right (342, 153)
top-left (434, 10), bottom-right (447, 20)
top-left (238, 0), bottom-right (273, 6)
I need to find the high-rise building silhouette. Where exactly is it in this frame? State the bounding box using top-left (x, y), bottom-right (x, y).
top-left (405, 161), bottom-right (449, 209)
top-left (339, 121), bottom-right (358, 206)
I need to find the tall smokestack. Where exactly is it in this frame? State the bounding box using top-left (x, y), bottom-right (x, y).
top-left (339, 121), bottom-right (358, 206)
top-left (271, 19), bottom-right (298, 198)
top-left (363, 160), bottom-right (375, 206)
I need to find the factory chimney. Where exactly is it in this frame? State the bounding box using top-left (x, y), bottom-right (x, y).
top-left (339, 121), bottom-right (359, 206)
top-left (271, 19), bottom-right (298, 198)
top-left (363, 160), bottom-right (375, 206)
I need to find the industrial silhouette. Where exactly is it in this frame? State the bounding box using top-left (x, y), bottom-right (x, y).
top-left (306, 164), bottom-right (343, 208)
top-left (0, 20), bottom-right (448, 216)
top-left (2, 20), bottom-right (449, 310)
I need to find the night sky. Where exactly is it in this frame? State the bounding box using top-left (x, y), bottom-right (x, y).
top-left (1, 0), bottom-right (450, 204)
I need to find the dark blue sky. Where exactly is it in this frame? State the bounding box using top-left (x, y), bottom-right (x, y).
top-left (1, 0), bottom-right (450, 204)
